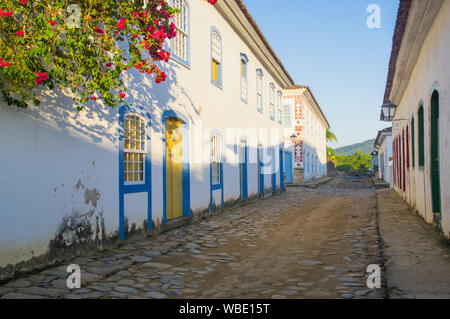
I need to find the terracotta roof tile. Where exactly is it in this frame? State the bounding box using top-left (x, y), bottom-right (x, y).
top-left (383, 0), bottom-right (412, 104)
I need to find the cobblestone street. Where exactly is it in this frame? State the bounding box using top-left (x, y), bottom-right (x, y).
top-left (0, 175), bottom-right (388, 299)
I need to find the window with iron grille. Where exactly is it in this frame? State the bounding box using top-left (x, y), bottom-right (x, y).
top-left (211, 135), bottom-right (221, 185)
top-left (124, 114), bottom-right (146, 184)
top-left (172, 0), bottom-right (189, 65)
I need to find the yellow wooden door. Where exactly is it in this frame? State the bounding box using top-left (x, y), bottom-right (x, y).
top-left (166, 119), bottom-right (183, 220)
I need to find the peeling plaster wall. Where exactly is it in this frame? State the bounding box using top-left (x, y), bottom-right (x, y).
top-left (0, 94), bottom-right (120, 271)
top-left (393, 0), bottom-right (450, 237)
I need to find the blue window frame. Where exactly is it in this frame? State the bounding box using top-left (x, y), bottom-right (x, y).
top-left (277, 91), bottom-right (282, 124)
top-left (240, 53), bottom-right (249, 104)
top-left (256, 68), bottom-right (263, 113)
top-left (171, 0), bottom-right (190, 68)
top-left (210, 27), bottom-right (222, 88)
top-left (118, 106), bottom-right (152, 241)
top-left (269, 83), bottom-right (275, 121)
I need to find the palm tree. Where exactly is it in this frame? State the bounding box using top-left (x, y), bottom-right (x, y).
top-left (326, 129), bottom-right (338, 144)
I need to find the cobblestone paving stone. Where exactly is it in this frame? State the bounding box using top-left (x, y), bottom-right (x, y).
top-left (0, 175), bottom-right (386, 299)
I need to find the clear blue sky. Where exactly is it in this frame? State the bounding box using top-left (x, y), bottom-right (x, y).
top-left (243, 0), bottom-right (399, 148)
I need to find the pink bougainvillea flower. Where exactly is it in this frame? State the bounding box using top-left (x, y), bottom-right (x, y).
top-left (208, 0), bottom-right (217, 4)
top-left (16, 30), bottom-right (24, 37)
top-left (0, 57), bottom-right (11, 68)
top-left (0, 10), bottom-right (14, 18)
top-left (35, 72), bottom-right (49, 84)
top-left (91, 96), bottom-right (97, 101)
top-left (119, 90), bottom-right (126, 99)
top-left (94, 27), bottom-right (104, 34)
top-left (21, 0), bottom-right (27, 4)
top-left (117, 17), bottom-right (126, 30)
top-left (48, 20), bottom-right (58, 26)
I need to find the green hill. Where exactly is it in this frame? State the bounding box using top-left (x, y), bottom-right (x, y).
top-left (334, 139), bottom-right (375, 155)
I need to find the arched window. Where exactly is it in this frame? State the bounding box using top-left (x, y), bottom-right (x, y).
top-left (124, 114), bottom-right (147, 184)
top-left (418, 105), bottom-right (425, 167)
top-left (256, 69), bottom-right (263, 112)
top-left (269, 83), bottom-right (275, 120)
top-left (240, 53), bottom-right (248, 103)
top-left (172, 0), bottom-right (189, 66)
top-left (277, 91), bottom-right (282, 124)
top-left (211, 29), bottom-right (222, 87)
top-left (211, 135), bottom-right (222, 185)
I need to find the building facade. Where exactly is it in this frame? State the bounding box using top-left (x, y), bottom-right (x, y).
top-left (0, 0), bottom-right (297, 279)
top-left (282, 86), bottom-right (329, 184)
top-left (382, 0), bottom-right (449, 237)
top-left (374, 127), bottom-right (392, 184)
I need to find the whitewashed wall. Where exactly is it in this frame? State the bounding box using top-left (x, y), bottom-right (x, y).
top-left (393, 0), bottom-right (450, 236)
top-left (282, 90), bottom-right (328, 183)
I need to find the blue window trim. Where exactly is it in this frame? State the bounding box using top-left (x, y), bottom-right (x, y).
top-left (240, 137), bottom-right (248, 200)
top-left (210, 26), bottom-right (223, 89)
top-left (118, 105), bottom-right (152, 241)
top-left (277, 91), bottom-right (282, 124)
top-left (240, 53), bottom-right (249, 104)
top-left (269, 83), bottom-right (275, 121)
top-left (162, 110), bottom-right (191, 223)
top-left (279, 147), bottom-right (285, 189)
top-left (256, 68), bottom-right (264, 113)
top-left (209, 129), bottom-right (224, 212)
top-left (169, 0), bottom-right (190, 68)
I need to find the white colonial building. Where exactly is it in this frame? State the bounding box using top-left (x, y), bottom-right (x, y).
top-left (374, 127), bottom-right (392, 184)
top-left (381, 0), bottom-right (449, 237)
top-left (282, 86), bottom-right (329, 184)
top-left (0, 0), bottom-right (301, 280)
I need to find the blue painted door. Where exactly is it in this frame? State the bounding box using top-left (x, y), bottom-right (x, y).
top-left (240, 141), bottom-right (248, 199)
top-left (258, 145), bottom-right (264, 195)
top-left (271, 149), bottom-right (276, 192)
top-left (285, 151), bottom-right (293, 184)
top-left (280, 150), bottom-right (284, 189)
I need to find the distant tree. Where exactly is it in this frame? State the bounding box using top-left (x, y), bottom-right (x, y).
top-left (326, 129), bottom-right (338, 144)
top-left (335, 150), bottom-right (372, 172)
